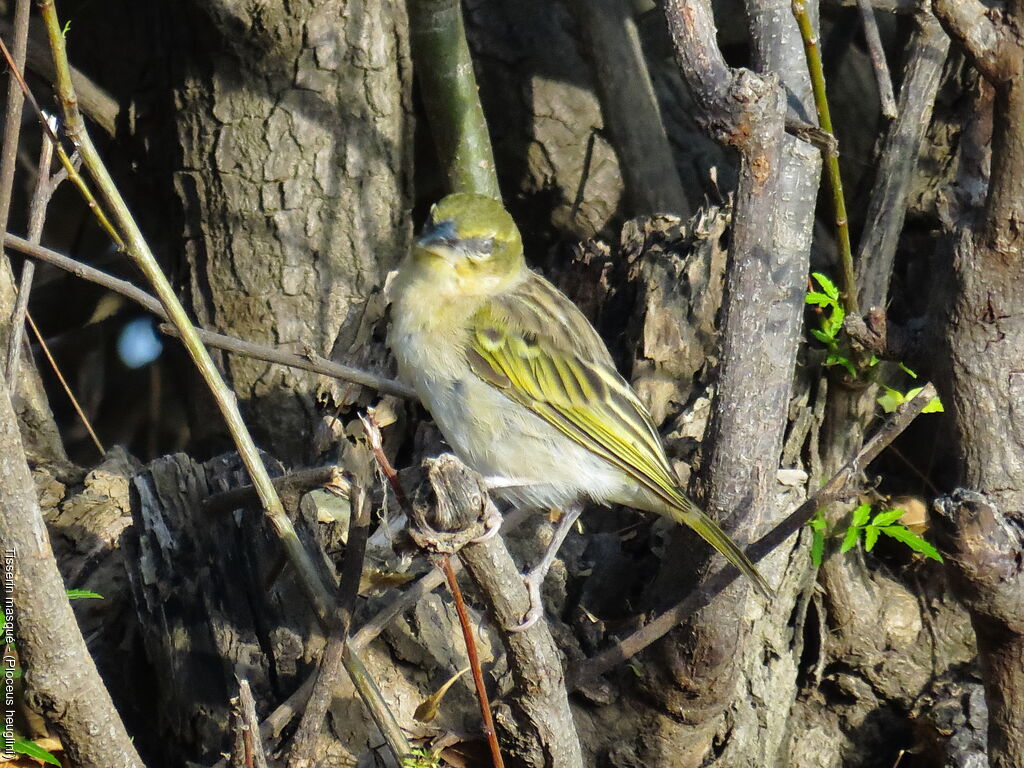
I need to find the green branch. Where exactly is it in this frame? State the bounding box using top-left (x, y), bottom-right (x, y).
top-left (409, 0), bottom-right (500, 198)
top-left (792, 0), bottom-right (858, 316)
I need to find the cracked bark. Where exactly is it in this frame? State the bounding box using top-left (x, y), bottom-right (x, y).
top-left (930, 1), bottom-right (1024, 765)
top-left (165, 0), bottom-right (413, 464)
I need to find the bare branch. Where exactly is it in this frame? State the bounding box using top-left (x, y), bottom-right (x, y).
top-left (286, 482), bottom-right (372, 768)
top-left (855, 0), bottom-right (898, 118)
top-left (856, 12), bottom-right (949, 309)
top-left (931, 0), bottom-right (1001, 81)
top-left (568, 0), bottom-right (690, 216)
top-left (1, 234), bottom-right (415, 399)
top-left (237, 680), bottom-right (270, 768)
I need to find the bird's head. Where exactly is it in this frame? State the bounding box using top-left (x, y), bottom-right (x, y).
top-left (410, 194), bottom-right (525, 294)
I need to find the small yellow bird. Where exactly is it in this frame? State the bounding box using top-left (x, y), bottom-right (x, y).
top-left (389, 194), bottom-right (771, 624)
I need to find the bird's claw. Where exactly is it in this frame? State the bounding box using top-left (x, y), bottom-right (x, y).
top-left (470, 504), bottom-right (503, 544)
top-left (508, 569), bottom-right (545, 632)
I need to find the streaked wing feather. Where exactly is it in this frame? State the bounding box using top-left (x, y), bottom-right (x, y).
top-left (468, 273), bottom-right (685, 510)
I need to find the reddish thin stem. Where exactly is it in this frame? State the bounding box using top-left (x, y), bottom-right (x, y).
top-left (441, 555), bottom-right (505, 768)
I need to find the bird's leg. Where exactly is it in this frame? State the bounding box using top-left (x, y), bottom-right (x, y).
top-left (509, 502), bottom-right (583, 633)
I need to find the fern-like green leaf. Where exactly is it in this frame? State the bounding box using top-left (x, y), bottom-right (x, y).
top-left (851, 504), bottom-right (872, 528)
top-left (872, 508), bottom-right (907, 527)
top-left (881, 525), bottom-right (944, 562)
top-left (811, 272), bottom-right (840, 299)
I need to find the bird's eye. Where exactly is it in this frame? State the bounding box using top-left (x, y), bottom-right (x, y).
top-left (466, 236), bottom-right (495, 262)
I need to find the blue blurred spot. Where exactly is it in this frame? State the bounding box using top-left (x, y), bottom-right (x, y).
top-left (117, 317), bottom-right (163, 369)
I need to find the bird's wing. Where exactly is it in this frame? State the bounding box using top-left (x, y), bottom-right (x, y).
top-left (465, 272), bottom-right (686, 511)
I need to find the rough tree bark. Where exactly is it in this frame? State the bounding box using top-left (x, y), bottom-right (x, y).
top-left (164, 0), bottom-right (412, 465)
top-left (0, 372), bottom-right (143, 768)
top-left (614, 2), bottom-right (818, 765)
top-left (930, 2), bottom-right (1024, 765)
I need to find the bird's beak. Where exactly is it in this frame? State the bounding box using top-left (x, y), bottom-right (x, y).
top-left (414, 219), bottom-right (457, 262)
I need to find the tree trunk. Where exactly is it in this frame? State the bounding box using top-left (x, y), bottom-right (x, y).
top-left (167, 0), bottom-right (412, 464)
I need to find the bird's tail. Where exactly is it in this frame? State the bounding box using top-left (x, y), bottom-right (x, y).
top-left (666, 499), bottom-right (774, 599)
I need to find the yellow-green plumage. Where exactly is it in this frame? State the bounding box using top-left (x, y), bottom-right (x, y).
top-left (389, 194), bottom-right (772, 599)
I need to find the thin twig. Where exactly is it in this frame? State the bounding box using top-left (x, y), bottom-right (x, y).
top-left (441, 555), bottom-right (505, 768)
top-left (0, 233), bottom-right (415, 399)
top-left (36, 1), bottom-right (409, 760)
top-left (237, 679), bottom-right (270, 768)
top-left (0, 17), bottom-right (120, 136)
top-left (257, 505), bottom-right (533, 745)
top-left (361, 413), bottom-right (504, 768)
top-left (0, 37), bottom-right (124, 249)
top-left (792, 0), bottom-right (858, 316)
top-left (26, 312), bottom-right (104, 455)
top-left (568, 383), bottom-right (938, 688)
top-left (286, 481), bottom-right (371, 768)
top-left (7, 115), bottom-right (58, 376)
top-left (855, 0), bottom-right (898, 118)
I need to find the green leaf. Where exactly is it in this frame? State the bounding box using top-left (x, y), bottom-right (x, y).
top-left (66, 589), bottom-right (104, 600)
top-left (824, 352), bottom-right (856, 377)
top-left (806, 292), bottom-right (835, 307)
top-left (872, 508), bottom-right (907, 527)
top-left (840, 525), bottom-right (861, 554)
top-left (811, 272), bottom-right (839, 300)
top-left (881, 526), bottom-right (944, 562)
top-left (898, 362), bottom-right (918, 378)
top-left (811, 328), bottom-right (835, 345)
top-left (823, 307), bottom-right (846, 337)
top-left (851, 504), bottom-right (872, 527)
top-left (877, 387), bottom-right (904, 413)
top-left (904, 386), bottom-right (924, 400)
top-left (863, 525), bottom-right (880, 551)
top-left (14, 738), bottom-right (61, 766)
top-left (810, 530), bottom-right (825, 568)
top-left (922, 396), bottom-right (944, 413)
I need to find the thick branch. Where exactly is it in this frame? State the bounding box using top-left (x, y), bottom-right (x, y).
top-left (931, 0), bottom-right (1001, 81)
top-left (857, 12), bottom-right (949, 309)
top-left (422, 455), bottom-right (584, 768)
top-left (0, 373), bottom-right (144, 767)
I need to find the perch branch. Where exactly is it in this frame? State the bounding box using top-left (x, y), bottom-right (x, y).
top-left (362, 413), bottom-right (505, 768)
top-left (569, 384), bottom-right (939, 687)
top-left (422, 456), bottom-right (584, 767)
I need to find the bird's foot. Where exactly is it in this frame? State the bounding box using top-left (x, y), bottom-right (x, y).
top-left (471, 502), bottom-right (503, 543)
top-left (507, 503), bottom-right (583, 633)
top-left (509, 569), bottom-right (546, 632)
